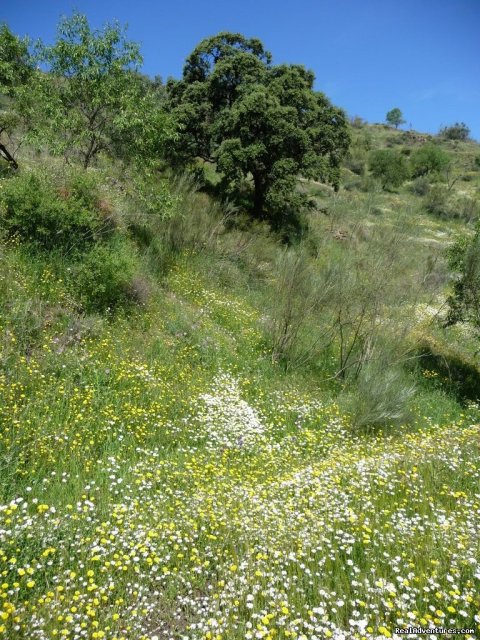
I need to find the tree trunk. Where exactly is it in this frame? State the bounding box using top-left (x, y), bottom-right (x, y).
top-left (83, 135), bottom-right (99, 169)
top-left (0, 143), bottom-right (18, 170)
top-left (252, 171), bottom-right (266, 219)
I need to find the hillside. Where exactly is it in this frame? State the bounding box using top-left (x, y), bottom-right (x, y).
top-left (1, 17), bottom-right (480, 640)
top-left (0, 123), bottom-right (479, 639)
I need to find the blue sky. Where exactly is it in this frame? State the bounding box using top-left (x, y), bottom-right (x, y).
top-left (2, 0), bottom-right (479, 139)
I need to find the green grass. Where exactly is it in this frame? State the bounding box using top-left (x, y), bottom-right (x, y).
top-left (0, 245), bottom-right (478, 639)
top-left (0, 128), bottom-right (479, 639)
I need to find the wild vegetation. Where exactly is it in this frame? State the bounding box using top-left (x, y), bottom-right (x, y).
top-left (0, 13), bottom-right (479, 640)
top-left (165, 32), bottom-right (349, 234)
top-left (385, 108), bottom-right (405, 129)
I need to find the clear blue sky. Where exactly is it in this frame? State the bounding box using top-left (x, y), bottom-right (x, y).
top-left (2, 0), bottom-right (479, 139)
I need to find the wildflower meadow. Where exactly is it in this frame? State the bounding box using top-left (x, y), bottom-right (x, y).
top-left (0, 261), bottom-right (479, 640)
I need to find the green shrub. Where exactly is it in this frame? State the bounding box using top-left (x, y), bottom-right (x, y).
top-left (358, 131), bottom-right (373, 151)
top-left (410, 176), bottom-right (430, 196)
top-left (0, 170), bottom-right (105, 251)
top-left (350, 115), bottom-right (366, 129)
top-left (73, 238), bottom-right (140, 311)
top-left (424, 185), bottom-right (450, 217)
top-left (385, 135), bottom-right (403, 146)
top-left (66, 171), bottom-right (102, 210)
top-left (128, 175), bottom-right (228, 275)
top-left (447, 228), bottom-right (480, 332)
top-left (268, 246), bottom-right (321, 367)
top-left (410, 145), bottom-right (450, 178)
top-left (439, 122), bottom-right (470, 141)
top-left (368, 149), bottom-right (409, 190)
top-left (342, 360), bottom-right (416, 431)
top-left (426, 189), bottom-right (479, 222)
top-left (452, 196), bottom-right (479, 223)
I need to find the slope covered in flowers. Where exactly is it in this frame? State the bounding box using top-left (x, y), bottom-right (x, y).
top-left (0, 258), bottom-right (479, 640)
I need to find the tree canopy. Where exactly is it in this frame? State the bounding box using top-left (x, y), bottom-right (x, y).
top-left (36, 13), bottom-right (171, 168)
top-left (369, 149), bottom-right (409, 190)
top-left (386, 108), bottom-right (405, 129)
top-left (166, 32), bottom-right (350, 230)
top-left (0, 24), bottom-right (34, 168)
top-left (410, 144), bottom-right (450, 178)
top-left (439, 122), bottom-right (470, 141)
top-left (447, 228), bottom-right (480, 333)
top-left (0, 24), bottom-right (32, 90)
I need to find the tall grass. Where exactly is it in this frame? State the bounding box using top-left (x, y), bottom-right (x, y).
top-left (0, 137), bottom-right (479, 638)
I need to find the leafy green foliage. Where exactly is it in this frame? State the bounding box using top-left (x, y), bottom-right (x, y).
top-left (385, 107), bottom-right (405, 128)
top-left (0, 23), bottom-right (32, 91)
top-left (166, 32), bottom-right (350, 229)
top-left (344, 134), bottom-right (372, 176)
top-left (74, 237), bottom-right (140, 311)
top-left (0, 164), bottom-right (147, 312)
top-left (439, 122), bottom-right (470, 141)
top-left (447, 227), bottom-right (480, 331)
top-left (0, 24), bottom-right (34, 169)
top-left (0, 170), bottom-right (108, 251)
top-left (1, 48), bottom-right (480, 634)
top-left (410, 144), bottom-right (450, 178)
top-left (35, 13), bottom-right (171, 168)
top-left (368, 149), bottom-right (409, 189)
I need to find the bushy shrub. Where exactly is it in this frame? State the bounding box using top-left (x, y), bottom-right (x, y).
top-left (343, 175), bottom-right (363, 191)
top-left (268, 247), bottom-right (320, 366)
top-left (439, 122), bottom-right (470, 141)
top-left (356, 131), bottom-right (373, 151)
top-left (350, 115), bottom-right (366, 129)
top-left (452, 196), bottom-right (479, 223)
top-left (425, 188), bottom-right (479, 222)
top-left (128, 175), bottom-right (230, 274)
top-left (65, 171), bottom-right (101, 210)
top-left (73, 237), bottom-right (140, 311)
top-left (386, 135), bottom-right (403, 146)
top-left (342, 360), bottom-right (415, 431)
top-left (0, 170), bottom-right (107, 251)
top-left (447, 228), bottom-right (480, 334)
top-left (127, 275), bottom-right (151, 306)
top-left (424, 185), bottom-right (450, 217)
top-left (368, 149), bottom-right (409, 190)
top-left (410, 176), bottom-right (430, 196)
top-left (410, 145), bottom-right (450, 178)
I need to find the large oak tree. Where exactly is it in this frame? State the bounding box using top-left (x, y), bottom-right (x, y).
top-left (166, 33), bottom-right (350, 229)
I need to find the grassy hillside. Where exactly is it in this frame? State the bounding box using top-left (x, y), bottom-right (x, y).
top-left (0, 121), bottom-right (479, 640)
